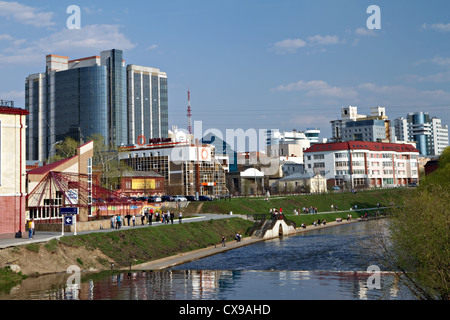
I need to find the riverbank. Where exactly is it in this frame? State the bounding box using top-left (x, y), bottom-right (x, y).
top-left (0, 217), bottom-right (254, 276)
top-left (132, 217), bottom-right (364, 270)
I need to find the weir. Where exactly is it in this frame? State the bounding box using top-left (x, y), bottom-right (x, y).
top-left (250, 214), bottom-right (296, 239)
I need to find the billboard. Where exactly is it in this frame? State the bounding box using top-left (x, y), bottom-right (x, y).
top-left (132, 178), bottom-right (156, 190)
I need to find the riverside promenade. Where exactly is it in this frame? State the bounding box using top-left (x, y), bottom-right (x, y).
top-left (131, 217), bottom-right (363, 270)
top-left (0, 212), bottom-right (365, 270)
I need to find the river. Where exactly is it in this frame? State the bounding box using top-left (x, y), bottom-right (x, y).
top-left (0, 220), bottom-right (415, 300)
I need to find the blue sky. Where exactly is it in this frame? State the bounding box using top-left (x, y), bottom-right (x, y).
top-left (1, 0), bottom-right (450, 141)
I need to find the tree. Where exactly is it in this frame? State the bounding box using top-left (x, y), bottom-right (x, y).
top-left (369, 146), bottom-right (450, 300)
top-left (47, 136), bottom-right (78, 163)
top-left (88, 133), bottom-right (131, 190)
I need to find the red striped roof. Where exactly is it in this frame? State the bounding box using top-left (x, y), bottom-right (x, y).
top-left (27, 155), bottom-right (77, 175)
top-left (304, 141), bottom-right (419, 153)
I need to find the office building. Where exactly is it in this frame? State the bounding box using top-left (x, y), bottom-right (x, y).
top-left (25, 49), bottom-right (169, 162)
top-left (394, 112), bottom-right (449, 156)
top-left (127, 65), bottom-right (168, 145)
top-left (304, 141), bottom-right (420, 189)
top-left (331, 106), bottom-right (395, 143)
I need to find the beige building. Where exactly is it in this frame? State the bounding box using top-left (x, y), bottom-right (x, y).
top-left (276, 173), bottom-right (327, 194)
top-left (0, 103), bottom-right (28, 238)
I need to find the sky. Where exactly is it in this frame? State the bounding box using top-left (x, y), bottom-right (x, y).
top-left (1, 0), bottom-right (450, 145)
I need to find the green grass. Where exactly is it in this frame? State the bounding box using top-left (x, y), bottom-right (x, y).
top-left (185, 188), bottom-right (410, 216)
top-left (59, 218), bottom-right (254, 267)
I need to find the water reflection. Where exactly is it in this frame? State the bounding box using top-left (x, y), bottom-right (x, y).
top-left (0, 220), bottom-right (414, 300)
top-left (1, 269), bottom-right (412, 300)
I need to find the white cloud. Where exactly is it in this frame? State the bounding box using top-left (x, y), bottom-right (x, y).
top-left (422, 23), bottom-right (450, 32)
top-left (431, 56), bottom-right (450, 66)
top-left (404, 71), bottom-right (450, 83)
top-left (273, 80), bottom-right (358, 99)
top-left (272, 38), bottom-right (306, 54)
top-left (307, 35), bottom-right (340, 45)
top-left (0, 24), bottom-right (136, 67)
top-left (358, 82), bottom-right (450, 105)
top-left (0, 34), bottom-right (14, 41)
top-left (272, 34), bottom-right (341, 54)
top-left (0, 1), bottom-right (55, 27)
top-left (146, 44), bottom-right (159, 51)
top-left (355, 27), bottom-right (376, 36)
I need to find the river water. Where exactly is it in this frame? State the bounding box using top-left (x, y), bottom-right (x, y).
top-left (0, 220), bottom-right (415, 300)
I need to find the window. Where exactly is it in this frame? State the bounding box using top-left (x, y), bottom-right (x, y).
top-left (314, 162), bottom-right (325, 168)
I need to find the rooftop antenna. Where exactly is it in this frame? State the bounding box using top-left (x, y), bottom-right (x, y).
top-left (187, 89), bottom-right (192, 135)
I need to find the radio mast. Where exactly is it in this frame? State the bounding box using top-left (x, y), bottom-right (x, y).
top-left (187, 89), bottom-right (192, 135)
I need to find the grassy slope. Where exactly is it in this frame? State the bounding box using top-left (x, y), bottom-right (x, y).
top-left (59, 218), bottom-right (254, 267)
top-left (184, 188), bottom-right (410, 216)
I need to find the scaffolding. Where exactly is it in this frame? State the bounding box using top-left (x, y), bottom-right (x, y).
top-left (27, 171), bottom-right (140, 223)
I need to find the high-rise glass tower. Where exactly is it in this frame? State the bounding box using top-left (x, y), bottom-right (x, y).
top-left (127, 65), bottom-right (168, 145)
top-left (25, 49), bottom-right (168, 162)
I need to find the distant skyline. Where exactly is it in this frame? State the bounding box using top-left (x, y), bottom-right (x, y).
top-left (1, 0), bottom-right (450, 143)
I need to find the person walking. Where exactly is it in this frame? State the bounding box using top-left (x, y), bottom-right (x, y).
top-left (179, 212), bottom-right (183, 223)
top-left (132, 214), bottom-right (136, 227)
top-left (170, 211), bottom-right (174, 224)
top-left (221, 235), bottom-right (226, 248)
top-left (28, 219), bottom-right (34, 239)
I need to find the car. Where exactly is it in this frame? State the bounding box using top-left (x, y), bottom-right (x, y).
top-left (184, 195), bottom-right (196, 201)
top-left (173, 195), bottom-right (187, 202)
top-left (138, 196), bottom-right (150, 202)
top-left (198, 195), bottom-right (212, 201)
top-left (148, 196), bottom-right (162, 203)
top-left (161, 195), bottom-right (174, 202)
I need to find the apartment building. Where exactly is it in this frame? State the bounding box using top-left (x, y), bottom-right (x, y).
top-left (393, 112), bottom-right (449, 156)
top-left (304, 141), bottom-right (420, 189)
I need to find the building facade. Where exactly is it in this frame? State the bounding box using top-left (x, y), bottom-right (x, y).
top-left (119, 142), bottom-right (227, 197)
top-left (394, 112), bottom-right (449, 156)
top-left (304, 141), bottom-right (420, 189)
top-left (0, 102), bottom-right (28, 238)
top-left (127, 65), bottom-right (168, 146)
top-left (25, 49), bottom-right (169, 162)
top-left (331, 106), bottom-right (395, 143)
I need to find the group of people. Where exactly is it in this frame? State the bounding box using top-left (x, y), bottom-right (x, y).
top-left (110, 209), bottom-right (184, 229)
top-left (312, 219), bottom-right (327, 226)
top-left (269, 207), bottom-right (284, 219)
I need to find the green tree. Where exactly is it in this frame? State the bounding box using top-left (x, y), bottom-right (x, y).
top-left (372, 146), bottom-right (450, 300)
top-left (47, 136), bottom-right (78, 163)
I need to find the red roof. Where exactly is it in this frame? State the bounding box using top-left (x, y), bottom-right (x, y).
top-left (304, 141), bottom-right (419, 153)
top-left (0, 106), bottom-right (29, 115)
top-left (27, 155), bottom-right (77, 175)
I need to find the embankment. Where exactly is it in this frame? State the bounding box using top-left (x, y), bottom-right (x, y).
top-left (0, 218), bottom-right (254, 276)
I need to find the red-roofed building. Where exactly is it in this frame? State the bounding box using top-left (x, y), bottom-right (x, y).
top-left (0, 103), bottom-right (28, 238)
top-left (304, 141), bottom-right (420, 189)
top-left (26, 141), bottom-right (94, 224)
